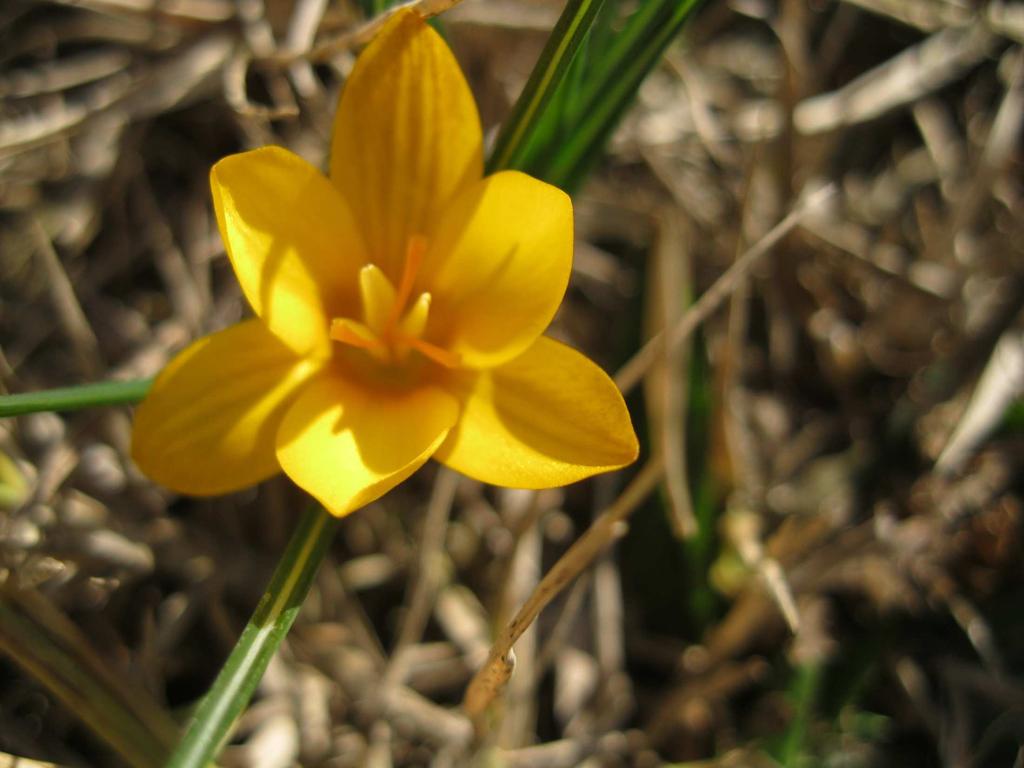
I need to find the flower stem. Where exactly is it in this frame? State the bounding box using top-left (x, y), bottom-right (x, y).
top-left (0, 379), bottom-right (152, 417)
top-left (166, 505), bottom-right (339, 768)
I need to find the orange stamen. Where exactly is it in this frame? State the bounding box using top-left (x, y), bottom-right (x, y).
top-left (330, 319), bottom-right (388, 355)
top-left (406, 337), bottom-right (462, 368)
top-left (385, 235), bottom-right (427, 333)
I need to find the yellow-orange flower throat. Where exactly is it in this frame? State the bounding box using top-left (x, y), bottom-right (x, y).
top-left (329, 236), bottom-right (460, 369)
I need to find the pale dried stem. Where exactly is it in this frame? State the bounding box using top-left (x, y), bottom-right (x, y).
top-left (134, 176), bottom-right (205, 335)
top-left (936, 328), bottom-right (1024, 475)
top-left (648, 210), bottom-right (697, 539)
top-left (944, 587), bottom-right (1004, 673)
top-left (271, 0), bottom-right (467, 66)
top-left (722, 268), bottom-right (766, 499)
top-left (30, 219), bottom-right (103, 380)
top-left (727, 512), bottom-right (801, 634)
top-left (794, 22), bottom-right (997, 134)
top-left (285, 0), bottom-right (329, 98)
top-left (951, 48), bottom-right (1024, 237)
top-left (462, 459), bottom-right (665, 722)
top-left (0, 755), bottom-right (59, 768)
top-left (499, 520), bottom-right (542, 747)
top-left (48, 0), bottom-right (233, 22)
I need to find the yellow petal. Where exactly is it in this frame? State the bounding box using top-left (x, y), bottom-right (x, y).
top-left (435, 336), bottom-right (638, 488)
top-left (132, 320), bottom-right (319, 496)
top-left (211, 146), bottom-right (368, 356)
top-left (275, 373), bottom-right (459, 517)
top-left (330, 9), bottom-right (483, 280)
top-left (424, 171), bottom-right (573, 368)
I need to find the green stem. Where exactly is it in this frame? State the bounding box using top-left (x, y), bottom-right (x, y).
top-left (781, 663), bottom-right (822, 767)
top-left (166, 505), bottom-right (339, 768)
top-left (486, 0), bottom-right (607, 174)
top-left (0, 379), bottom-right (152, 417)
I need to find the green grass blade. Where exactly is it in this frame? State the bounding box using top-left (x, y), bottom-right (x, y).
top-left (583, 0), bottom-right (669, 90)
top-left (0, 379), bottom-right (152, 417)
top-left (486, 0), bottom-right (608, 174)
top-left (0, 587), bottom-right (179, 768)
top-left (166, 505), bottom-right (338, 768)
top-left (554, 2), bottom-right (608, 134)
top-left (779, 663), bottom-right (823, 767)
top-left (512, 0), bottom-right (612, 176)
top-left (546, 0), bottom-right (704, 191)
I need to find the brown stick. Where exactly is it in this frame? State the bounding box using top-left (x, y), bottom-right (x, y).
top-left (462, 458), bottom-right (665, 722)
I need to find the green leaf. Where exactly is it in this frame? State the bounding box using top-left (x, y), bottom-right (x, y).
top-left (0, 586), bottom-right (179, 768)
top-left (546, 0), bottom-right (704, 191)
top-left (0, 379), bottom-right (152, 417)
top-left (779, 663), bottom-right (823, 767)
top-left (505, 0), bottom-right (705, 191)
top-left (486, 0), bottom-right (609, 174)
top-left (166, 505), bottom-right (338, 768)
top-left (509, 0), bottom-right (618, 175)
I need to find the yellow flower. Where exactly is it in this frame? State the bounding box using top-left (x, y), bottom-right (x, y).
top-left (131, 10), bottom-right (638, 517)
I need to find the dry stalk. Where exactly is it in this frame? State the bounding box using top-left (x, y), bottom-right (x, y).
top-left (646, 210), bottom-right (697, 539)
top-left (270, 0), bottom-right (467, 65)
top-left (462, 458), bottom-right (665, 724)
top-left (794, 21), bottom-right (997, 134)
top-left (30, 219), bottom-right (103, 380)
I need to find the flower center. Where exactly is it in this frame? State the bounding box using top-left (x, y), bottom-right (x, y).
top-left (330, 236), bottom-right (460, 368)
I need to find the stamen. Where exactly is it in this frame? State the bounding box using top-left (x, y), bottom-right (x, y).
top-left (330, 237), bottom-right (460, 370)
top-left (406, 337), bottom-right (462, 368)
top-left (386, 235), bottom-right (428, 331)
top-left (330, 318), bottom-right (388, 356)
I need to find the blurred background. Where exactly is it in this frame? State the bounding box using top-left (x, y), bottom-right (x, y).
top-left (0, 0), bottom-right (1022, 765)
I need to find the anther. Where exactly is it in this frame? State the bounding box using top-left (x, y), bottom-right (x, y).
top-left (359, 264), bottom-right (396, 336)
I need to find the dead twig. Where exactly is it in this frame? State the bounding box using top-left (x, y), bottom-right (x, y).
top-left (462, 458), bottom-right (665, 724)
top-left (645, 210), bottom-right (697, 539)
top-left (29, 219), bottom-right (103, 379)
top-left (794, 22), bottom-right (997, 134)
top-left (266, 0), bottom-right (467, 66)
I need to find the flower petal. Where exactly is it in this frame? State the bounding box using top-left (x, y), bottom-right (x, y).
top-left (275, 373), bottom-right (459, 517)
top-left (211, 146), bottom-right (368, 356)
top-left (132, 320), bottom-right (319, 496)
top-left (330, 9), bottom-right (483, 279)
top-left (423, 171), bottom-right (573, 368)
top-left (435, 336), bottom-right (638, 488)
